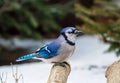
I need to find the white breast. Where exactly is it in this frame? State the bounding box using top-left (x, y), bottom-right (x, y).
top-left (46, 42), bottom-right (75, 63)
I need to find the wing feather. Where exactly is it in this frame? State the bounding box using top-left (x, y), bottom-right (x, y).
top-left (35, 41), bottom-right (61, 59)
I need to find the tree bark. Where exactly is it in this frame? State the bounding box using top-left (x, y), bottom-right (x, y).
top-left (47, 62), bottom-right (71, 83)
top-left (106, 60), bottom-right (120, 83)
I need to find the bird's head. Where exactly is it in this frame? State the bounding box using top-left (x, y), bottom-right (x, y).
top-left (60, 27), bottom-right (83, 45)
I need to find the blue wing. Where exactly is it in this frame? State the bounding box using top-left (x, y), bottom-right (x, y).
top-left (16, 40), bottom-right (61, 61)
top-left (36, 41), bottom-right (61, 59)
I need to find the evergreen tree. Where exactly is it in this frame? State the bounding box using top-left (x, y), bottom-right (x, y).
top-left (75, 0), bottom-right (120, 55)
top-left (0, 0), bottom-right (120, 55)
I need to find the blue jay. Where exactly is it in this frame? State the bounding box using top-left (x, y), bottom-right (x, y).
top-left (16, 27), bottom-right (83, 63)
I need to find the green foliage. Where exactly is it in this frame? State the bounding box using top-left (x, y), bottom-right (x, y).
top-left (75, 0), bottom-right (120, 56)
top-left (0, 0), bottom-right (120, 55)
top-left (0, 0), bottom-right (74, 39)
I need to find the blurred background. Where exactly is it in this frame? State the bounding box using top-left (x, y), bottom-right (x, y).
top-left (0, 0), bottom-right (120, 66)
top-left (0, 0), bottom-right (120, 83)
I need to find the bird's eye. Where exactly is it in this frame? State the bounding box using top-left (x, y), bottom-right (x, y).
top-left (68, 32), bottom-right (73, 34)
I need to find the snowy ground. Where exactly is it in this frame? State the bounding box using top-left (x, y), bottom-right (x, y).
top-left (0, 35), bottom-right (119, 83)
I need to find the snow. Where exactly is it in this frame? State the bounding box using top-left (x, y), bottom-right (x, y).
top-left (0, 38), bottom-right (44, 50)
top-left (0, 35), bottom-right (119, 83)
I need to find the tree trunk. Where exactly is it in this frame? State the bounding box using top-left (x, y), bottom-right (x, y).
top-left (106, 60), bottom-right (120, 83)
top-left (47, 62), bottom-right (71, 83)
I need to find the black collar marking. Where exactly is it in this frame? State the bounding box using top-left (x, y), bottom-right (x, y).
top-left (61, 33), bottom-right (75, 46)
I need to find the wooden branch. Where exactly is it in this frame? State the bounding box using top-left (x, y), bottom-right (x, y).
top-left (106, 59), bottom-right (120, 83)
top-left (47, 62), bottom-right (71, 83)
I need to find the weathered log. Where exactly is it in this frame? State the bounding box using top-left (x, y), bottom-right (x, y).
top-left (47, 62), bottom-right (71, 83)
top-left (106, 60), bottom-right (120, 83)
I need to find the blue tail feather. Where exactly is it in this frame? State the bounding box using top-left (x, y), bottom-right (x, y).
top-left (16, 53), bottom-right (36, 62)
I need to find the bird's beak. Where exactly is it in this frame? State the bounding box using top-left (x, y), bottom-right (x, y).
top-left (75, 30), bottom-right (84, 37)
